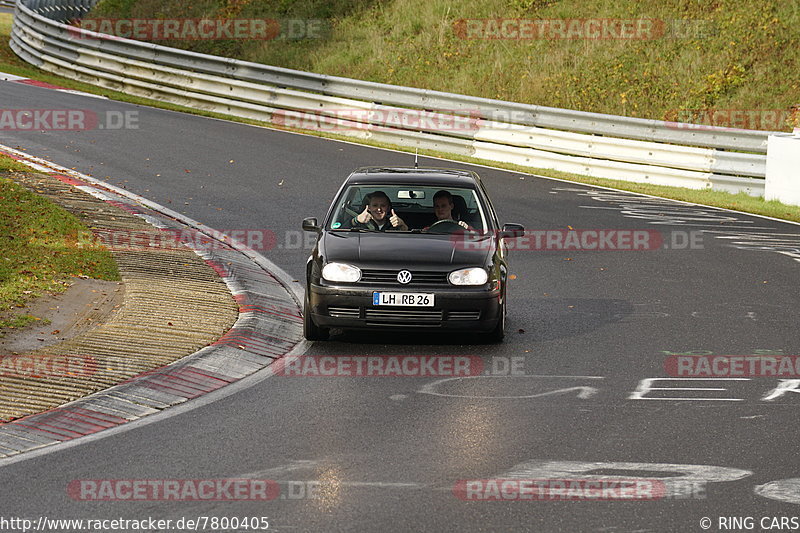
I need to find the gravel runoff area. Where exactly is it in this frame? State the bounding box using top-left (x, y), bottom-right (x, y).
top-left (0, 171), bottom-right (239, 422)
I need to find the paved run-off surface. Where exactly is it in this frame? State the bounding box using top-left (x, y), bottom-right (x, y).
top-left (0, 171), bottom-right (238, 422)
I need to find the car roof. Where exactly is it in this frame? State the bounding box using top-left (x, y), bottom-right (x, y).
top-left (345, 167), bottom-right (481, 188)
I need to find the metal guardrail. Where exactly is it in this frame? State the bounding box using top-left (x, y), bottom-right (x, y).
top-left (10, 0), bottom-right (771, 195)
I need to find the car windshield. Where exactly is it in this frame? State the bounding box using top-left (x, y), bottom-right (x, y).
top-left (328, 185), bottom-right (489, 234)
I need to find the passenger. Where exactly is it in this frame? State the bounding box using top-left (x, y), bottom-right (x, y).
top-left (347, 191), bottom-right (408, 231)
top-left (425, 190), bottom-right (469, 230)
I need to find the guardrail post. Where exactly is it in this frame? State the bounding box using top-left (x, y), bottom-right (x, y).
top-left (765, 130), bottom-right (800, 206)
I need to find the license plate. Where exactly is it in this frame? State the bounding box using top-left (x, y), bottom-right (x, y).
top-left (372, 292), bottom-right (434, 307)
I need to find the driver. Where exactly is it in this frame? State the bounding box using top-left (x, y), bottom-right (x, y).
top-left (347, 191), bottom-right (408, 231)
top-left (424, 190), bottom-right (470, 230)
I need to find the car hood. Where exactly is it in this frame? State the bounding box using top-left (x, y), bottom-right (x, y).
top-left (322, 231), bottom-right (493, 268)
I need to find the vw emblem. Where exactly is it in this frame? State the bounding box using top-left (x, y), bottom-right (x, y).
top-left (397, 270), bottom-right (413, 284)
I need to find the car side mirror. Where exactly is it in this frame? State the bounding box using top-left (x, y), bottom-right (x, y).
top-left (499, 223), bottom-right (524, 240)
top-left (302, 217), bottom-right (320, 232)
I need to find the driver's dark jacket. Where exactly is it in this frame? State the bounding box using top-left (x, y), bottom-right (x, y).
top-left (422, 216), bottom-right (473, 231)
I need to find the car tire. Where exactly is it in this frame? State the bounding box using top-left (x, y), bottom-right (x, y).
top-left (487, 296), bottom-right (506, 343)
top-left (303, 296), bottom-right (329, 341)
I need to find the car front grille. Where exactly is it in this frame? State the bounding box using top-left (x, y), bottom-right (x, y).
top-left (364, 308), bottom-right (443, 326)
top-left (447, 310), bottom-right (481, 320)
top-left (325, 305), bottom-right (482, 325)
top-left (359, 269), bottom-right (449, 286)
top-left (327, 306), bottom-right (360, 318)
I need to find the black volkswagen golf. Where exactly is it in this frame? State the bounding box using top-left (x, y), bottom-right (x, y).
top-left (302, 167), bottom-right (523, 342)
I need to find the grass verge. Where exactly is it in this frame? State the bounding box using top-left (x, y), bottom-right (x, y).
top-left (0, 154), bottom-right (120, 335)
top-left (0, 151), bottom-right (35, 172)
top-left (1, 13), bottom-right (799, 226)
top-left (87, 0), bottom-right (800, 127)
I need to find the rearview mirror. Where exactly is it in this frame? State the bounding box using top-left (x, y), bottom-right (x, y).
top-left (397, 190), bottom-right (426, 199)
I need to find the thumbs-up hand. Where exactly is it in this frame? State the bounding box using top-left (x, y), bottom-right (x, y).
top-left (389, 209), bottom-right (408, 230)
top-left (356, 205), bottom-right (372, 224)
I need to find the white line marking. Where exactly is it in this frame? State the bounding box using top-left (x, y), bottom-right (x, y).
top-left (755, 479), bottom-right (800, 504)
top-left (239, 461), bottom-right (322, 478)
top-left (418, 375), bottom-right (603, 399)
top-left (55, 89), bottom-right (108, 100)
top-left (498, 460), bottom-right (752, 498)
top-left (629, 377), bottom-right (749, 401)
top-left (0, 71), bottom-right (27, 81)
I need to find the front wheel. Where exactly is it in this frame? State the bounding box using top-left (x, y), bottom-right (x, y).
top-left (303, 296), bottom-right (329, 341)
top-left (486, 296), bottom-right (506, 343)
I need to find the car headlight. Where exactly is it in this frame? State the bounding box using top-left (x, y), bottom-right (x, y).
top-left (449, 267), bottom-right (488, 286)
top-left (322, 262), bottom-right (362, 283)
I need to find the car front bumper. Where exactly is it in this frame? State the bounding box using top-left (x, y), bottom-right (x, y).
top-left (308, 283), bottom-right (502, 332)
